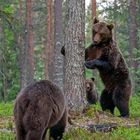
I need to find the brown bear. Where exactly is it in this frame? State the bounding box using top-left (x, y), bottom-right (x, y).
top-left (14, 80), bottom-right (67, 140)
top-left (85, 17), bottom-right (132, 117)
top-left (86, 78), bottom-right (98, 104)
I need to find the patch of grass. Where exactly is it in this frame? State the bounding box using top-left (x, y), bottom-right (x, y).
top-left (0, 131), bottom-right (15, 140)
top-left (63, 128), bottom-right (126, 140)
top-left (0, 102), bottom-right (14, 116)
top-left (63, 127), bottom-right (140, 140)
top-left (112, 127), bottom-right (140, 140)
top-left (129, 95), bottom-right (140, 117)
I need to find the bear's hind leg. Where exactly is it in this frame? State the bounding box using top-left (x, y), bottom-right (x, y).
top-left (49, 109), bottom-right (67, 140)
top-left (15, 124), bottom-right (26, 140)
top-left (100, 89), bottom-right (115, 114)
top-left (26, 130), bottom-right (43, 140)
top-left (113, 86), bottom-right (130, 117)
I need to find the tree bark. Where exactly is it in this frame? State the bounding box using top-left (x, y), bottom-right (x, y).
top-left (113, 0), bottom-right (117, 42)
top-left (44, 0), bottom-right (54, 80)
top-left (129, 0), bottom-right (137, 66)
top-left (18, 0), bottom-right (25, 89)
top-left (128, 0), bottom-right (138, 92)
top-left (53, 0), bottom-right (64, 89)
top-left (91, 0), bottom-right (96, 18)
top-left (20, 0), bottom-right (34, 88)
top-left (64, 0), bottom-right (86, 113)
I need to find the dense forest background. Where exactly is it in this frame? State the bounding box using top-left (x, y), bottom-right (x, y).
top-left (0, 0), bottom-right (139, 102)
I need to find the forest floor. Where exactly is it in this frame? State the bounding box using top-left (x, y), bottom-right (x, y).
top-left (0, 96), bottom-right (140, 140)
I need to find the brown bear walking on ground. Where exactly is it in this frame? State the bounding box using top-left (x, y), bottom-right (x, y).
top-left (86, 78), bottom-right (98, 104)
top-left (85, 17), bottom-right (132, 117)
top-left (14, 80), bottom-right (67, 140)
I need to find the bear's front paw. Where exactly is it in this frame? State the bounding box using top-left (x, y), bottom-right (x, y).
top-left (85, 60), bottom-right (96, 69)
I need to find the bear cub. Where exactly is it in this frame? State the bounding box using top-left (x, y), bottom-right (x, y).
top-left (85, 17), bottom-right (132, 117)
top-left (86, 78), bottom-right (98, 104)
top-left (14, 80), bottom-right (67, 140)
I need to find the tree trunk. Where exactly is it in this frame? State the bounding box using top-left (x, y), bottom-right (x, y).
top-left (128, 0), bottom-right (138, 92)
top-left (44, 0), bottom-right (54, 80)
top-left (64, 0), bottom-right (86, 113)
top-left (113, 0), bottom-right (117, 42)
top-left (91, 0), bottom-right (96, 18)
top-left (20, 0), bottom-right (34, 88)
top-left (0, 25), bottom-right (7, 102)
top-left (129, 0), bottom-right (137, 65)
top-left (18, 0), bottom-right (25, 89)
top-left (53, 0), bottom-right (64, 90)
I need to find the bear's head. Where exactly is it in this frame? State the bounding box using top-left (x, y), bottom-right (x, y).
top-left (86, 78), bottom-right (95, 92)
top-left (92, 17), bottom-right (113, 46)
top-left (85, 17), bottom-right (113, 61)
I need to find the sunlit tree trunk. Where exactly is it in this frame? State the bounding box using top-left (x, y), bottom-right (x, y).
top-left (64, 0), bottom-right (86, 113)
top-left (53, 0), bottom-right (64, 89)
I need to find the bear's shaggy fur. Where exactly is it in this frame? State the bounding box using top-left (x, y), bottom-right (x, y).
top-left (86, 78), bottom-right (98, 104)
top-left (14, 80), bottom-right (67, 140)
top-left (85, 17), bottom-right (132, 117)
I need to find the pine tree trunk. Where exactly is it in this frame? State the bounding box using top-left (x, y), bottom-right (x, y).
top-left (129, 0), bottom-right (137, 65)
top-left (53, 0), bottom-right (64, 90)
top-left (0, 25), bottom-right (7, 102)
top-left (18, 0), bottom-right (26, 89)
top-left (129, 0), bottom-right (138, 92)
top-left (91, 0), bottom-right (96, 18)
top-left (64, 0), bottom-right (86, 113)
top-left (44, 0), bottom-right (54, 80)
top-left (21, 0), bottom-right (34, 88)
top-left (113, 0), bottom-right (117, 41)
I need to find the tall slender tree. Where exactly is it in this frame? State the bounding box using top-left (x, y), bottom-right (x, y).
top-left (18, 0), bottom-right (25, 89)
top-left (129, 0), bottom-right (138, 66)
top-left (64, 0), bottom-right (86, 113)
top-left (113, 0), bottom-right (117, 41)
top-left (20, 0), bottom-right (34, 88)
top-left (53, 0), bottom-right (64, 89)
top-left (91, 0), bottom-right (96, 18)
top-left (44, 0), bottom-right (53, 80)
top-left (129, 0), bottom-right (138, 92)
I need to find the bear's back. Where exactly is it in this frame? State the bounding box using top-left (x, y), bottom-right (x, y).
top-left (15, 80), bottom-right (66, 121)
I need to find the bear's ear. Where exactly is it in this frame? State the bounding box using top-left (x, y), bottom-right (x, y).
top-left (107, 24), bottom-right (114, 31)
top-left (93, 17), bottom-right (99, 24)
top-left (91, 77), bottom-right (95, 82)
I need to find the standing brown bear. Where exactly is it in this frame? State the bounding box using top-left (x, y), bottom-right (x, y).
top-left (85, 17), bottom-right (132, 117)
top-left (86, 78), bottom-right (98, 104)
top-left (14, 80), bottom-right (67, 140)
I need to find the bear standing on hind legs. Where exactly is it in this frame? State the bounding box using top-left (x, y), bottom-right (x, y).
top-left (14, 80), bottom-right (67, 140)
top-left (85, 17), bottom-right (132, 117)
